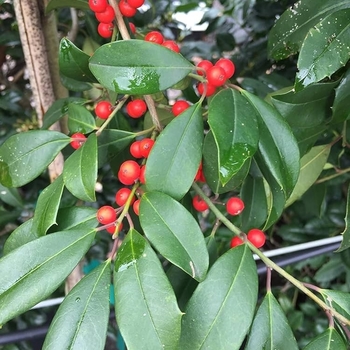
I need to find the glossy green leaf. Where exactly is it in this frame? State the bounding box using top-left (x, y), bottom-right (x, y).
top-left (42, 97), bottom-right (87, 130)
top-left (63, 133), bottom-right (97, 202)
top-left (68, 103), bottom-right (96, 134)
top-left (145, 104), bottom-right (203, 200)
top-left (303, 328), bottom-right (347, 350)
top-left (245, 292), bottom-right (298, 350)
top-left (60, 74), bottom-right (92, 92)
top-left (59, 38), bottom-right (97, 83)
top-left (31, 175), bottom-right (65, 236)
top-left (89, 40), bottom-right (194, 95)
top-left (43, 261), bottom-right (111, 350)
top-left (179, 244), bottom-right (258, 350)
top-left (114, 229), bottom-right (182, 350)
top-left (202, 131), bottom-right (250, 194)
top-left (46, 0), bottom-right (89, 13)
top-left (295, 10), bottom-right (350, 90)
top-left (0, 229), bottom-right (96, 325)
top-left (242, 90), bottom-right (300, 198)
top-left (268, 0), bottom-right (350, 60)
top-left (140, 191), bottom-right (209, 281)
top-left (208, 89), bottom-right (259, 185)
top-left (286, 145), bottom-right (330, 207)
top-left (0, 130), bottom-right (70, 187)
top-left (55, 207), bottom-right (98, 231)
top-left (332, 68), bottom-right (350, 124)
top-left (0, 183), bottom-right (23, 207)
top-left (320, 289), bottom-right (350, 319)
top-left (337, 184), bottom-right (350, 252)
top-left (3, 219), bottom-right (38, 255)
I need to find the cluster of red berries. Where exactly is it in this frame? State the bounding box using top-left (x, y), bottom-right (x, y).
top-left (230, 229), bottom-right (266, 249)
top-left (88, 0), bottom-right (116, 38)
top-left (196, 58), bottom-right (236, 97)
top-left (119, 0), bottom-right (144, 18)
top-left (96, 205), bottom-right (124, 234)
top-left (144, 30), bottom-right (180, 53)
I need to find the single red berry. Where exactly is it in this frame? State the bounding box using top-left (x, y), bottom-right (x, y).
top-left (70, 133), bottom-right (87, 150)
top-left (95, 5), bottom-right (115, 23)
top-left (127, 0), bottom-right (145, 8)
top-left (226, 197), bottom-right (245, 216)
top-left (197, 82), bottom-right (216, 97)
top-left (126, 99), bottom-right (147, 118)
top-left (106, 221), bottom-right (124, 234)
top-left (139, 138), bottom-right (155, 158)
top-left (97, 205), bottom-right (117, 225)
top-left (97, 22), bottom-right (114, 38)
top-left (196, 60), bottom-right (213, 76)
top-left (230, 236), bottom-right (244, 248)
top-left (215, 58), bottom-right (235, 79)
top-left (139, 165), bottom-right (146, 184)
top-left (247, 229), bottom-right (266, 248)
top-left (133, 199), bottom-right (140, 216)
top-left (129, 22), bottom-right (136, 34)
top-left (118, 160), bottom-right (141, 185)
top-left (194, 162), bottom-right (205, 182)
top-left (115, 187), bottom-right (135, 206)
top-left (118, 0), bottom-right (137, 17)
top-left (95, 100), bottom-right (112, 119)
top-left (206, 66), bottom-right (227, 87)
top-left (192, 195), bottom-right (209, 212)
top-left (144, 31), bottom-right (164, 44)
top-left (162, 40), bottom-right (180, 53)
top-left (172, 100), bottom-right (190, 117)
top-left (89, 0), bottom-right (108, 13)
top-left (130, 140), bottom-right (143, 158)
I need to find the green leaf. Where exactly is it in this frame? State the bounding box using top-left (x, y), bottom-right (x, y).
top-left (63, 133), bottom-right (97, 202)
top-left (320, 289), bottom-right (350, 320)
top-left (286, 145), bottom-right (331, 207)
top-left (0, 183), bottom-right (23, 207)
top-left (332, 68), bottom-right (350, 124)
top-left (43, 261), bottom-right (111, 350)
top-left (303, 328), bottom-right (347, 350)
top-left (0, 130), bottom-right (70, 187)
top-left (31, 175), bottom-right (65, 236)
top-left (202, 131), bottom-right (250, 194)
top-left (0, 229), bottom-right (96, 325)
top-left (68, 103), bottom-right (96, 134)
top-left (208, 89), bottom-right (259, 185)
top-left (179, 245), bottom-right (258, 350)
top-left (59, 38), bottom-right (97, 83)
top-left (242, 90), bottom-right (300, 198)
top-left (145, 103), bottom-right (203, 200)
top-left (114, 229), bottom-right (182, 350)
top-left (337, 184), bottom-right (350, 252)
top-left (55, 207), bottom-right (98, 231)
top-left (46, 0), bottom-right (89, 13)
top-left (140, 191), bottom-right (209, 281)
top-left (42, 97), bottom-right (87, 130)
top-left (245, 292), bottom-right (298, 350)
top-left (268, 0), bottom-right (350, 60)
top-left (89, 40), bottom-right (194, 95)
top-left (60, 74), bottom-right (92, 92)
top-left (295, 10), bottom-right (350, 90)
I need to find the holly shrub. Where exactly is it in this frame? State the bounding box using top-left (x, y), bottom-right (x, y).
top-left (0, 0), bottom-right (350, 349)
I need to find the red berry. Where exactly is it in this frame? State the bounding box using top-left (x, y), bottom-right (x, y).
top-left (106, 221), bottom-right (124, 234)
top-left (127, 0), bottom-right (144, 8)
top-left (206, 66), bottom-right (227, 87)
top-left (129, 22), bottom-right (136, 34)
top-left (95, 5), bottom-right (115, 23)
top-left (70, 133), bottom-right (87, 150)
top-left (97, 205), bottom-right (117, 225)
top-left (133, 199), bottom-right (140, 216)
top-left (192, 195), bottom-right (209, 212)
top-left (95, 100), bottom-right (112, 119)
top-left (139, 165), bottom-right (146, 184)
top-left (215, 58), bottom-right (235, 79)
top-left (118, 160), bottom-right (141, 185)
top-left (97, 22), bottom-right (114, 38)
top-left (172, 100), bottom-right (190, 117)
top-left (139, 138), bottom-right (154, 158)
top-left (247, 229), bottom-right (266, 248)
top-left (118, 0), bottom-right (137, 17)
top-left (144, 31), bottom-right (164, 44)
top-left (89, 0), bottom-right (108, 13)
top-left (126, 99), bottom-right (147, 118)
top-left (196, 60), bottom-right (213, 76)
top-left (162, 40), bottom-right (180, 53)
top-left (130, 140), bottom-right (143, 158)
top-left (226, 197), bottom-right (245, 216)
top-left (230, 236), bottom-right (244, 248)
top-left (197, 82), bottom-right (216, 97)
top-left (194, 162), bottom-right (205, 182)
top-left (115, 187), bottom-right (135, 206)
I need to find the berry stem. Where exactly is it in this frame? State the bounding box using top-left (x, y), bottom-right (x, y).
top-left (191, 182), bottom-right (350, 327)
